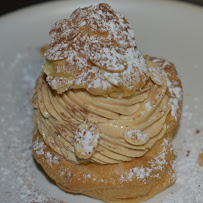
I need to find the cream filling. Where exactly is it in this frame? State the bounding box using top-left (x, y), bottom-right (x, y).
top-left (32, 73), bottom-right (170, 164)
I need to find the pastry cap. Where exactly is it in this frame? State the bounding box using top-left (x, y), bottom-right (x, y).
top-left (43, 3), bottom-right (149, 98)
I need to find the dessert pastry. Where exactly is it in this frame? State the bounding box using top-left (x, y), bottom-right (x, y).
top-left (32, 3), bottom-right (183, 202)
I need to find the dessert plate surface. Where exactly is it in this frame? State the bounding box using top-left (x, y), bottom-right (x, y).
top-left (0, 0), bottom-right (203, 202)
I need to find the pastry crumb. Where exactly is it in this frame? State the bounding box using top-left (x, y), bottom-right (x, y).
top-left (186, 150), bottom-right (190, 157)
top-left (196, 129), bottom-right (200, 134)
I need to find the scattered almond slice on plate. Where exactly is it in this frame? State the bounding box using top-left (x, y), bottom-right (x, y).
top-left (199, 149), bottom-right (203, 166)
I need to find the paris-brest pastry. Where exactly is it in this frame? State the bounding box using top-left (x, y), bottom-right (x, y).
top-left (32, 3), bottom-right (183, 202)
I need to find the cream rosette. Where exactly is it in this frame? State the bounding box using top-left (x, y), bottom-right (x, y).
top-left (32, 58), bottom-right (170, 164)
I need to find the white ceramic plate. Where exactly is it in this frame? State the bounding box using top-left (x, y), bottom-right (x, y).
top-left (0, 0), bottom-right (203, 202)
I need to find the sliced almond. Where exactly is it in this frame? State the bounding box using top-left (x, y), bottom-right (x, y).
top-left (74, 121), bottom-right (100, 159)
top-left (146, 59), bottom-right (163, 86)
top-left (50, 19), bottom-right (80, 41)
top-left (88, 41), bottom-right (127, 73)
top-left (149, 69), bottom-right (163, 86)
top-left (101, 69), bottom-right (123, 87)
top-left (124, 129), bottom-right (149, 145)
top-left (199, 149), bottom-right (203, 166)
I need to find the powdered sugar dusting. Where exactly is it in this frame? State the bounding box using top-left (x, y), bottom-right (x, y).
top-left (119, 138), bottom-right (170, 184)
top-left (74, 121), bottom-right (100, 158)
top-left (44, 3), bottom-right (148, 96)
top-left (0, 48), bottom-right (202, 203)
top-left (45, 152), bottom-right (59, 166)
top-left (168, 87), bottom-right (182, 119)
top-left (148, 139), bottom-right (169, 171)
top-left (120, 166), bottom-right (153, 184)
top-left (125, 129), bottom-right (149, 144)
top-left (33, 137), bottom-right (45, 155)
top-left (0, 50), bottom-right (65, 203)
top-left (151, 58), bottom-right (183, 120)
top-left (161, 99), bottom-right (203, 202)
top-left (145, 101), bottom-right (152, 111)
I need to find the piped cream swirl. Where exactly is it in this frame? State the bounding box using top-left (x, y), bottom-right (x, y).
top-left (32, 63), bottom-right (171, 164)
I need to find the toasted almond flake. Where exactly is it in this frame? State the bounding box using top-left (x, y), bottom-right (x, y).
top-left (74, 121), bottom-right (100, 159)
top-left (199, 150), bottom-right (203, 166)
top-left (43, 3), bottom-right (149, 96)
top-left (124, 129), bottom-right (149, 145)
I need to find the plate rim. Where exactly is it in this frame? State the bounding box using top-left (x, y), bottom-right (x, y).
top-left (1, 0), bottom-right (203, 23)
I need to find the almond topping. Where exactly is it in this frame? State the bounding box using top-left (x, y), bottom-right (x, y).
top-left (124, 129), bottom-right (149, 145)
top-left (74, 121), bottom-right (100, 159)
